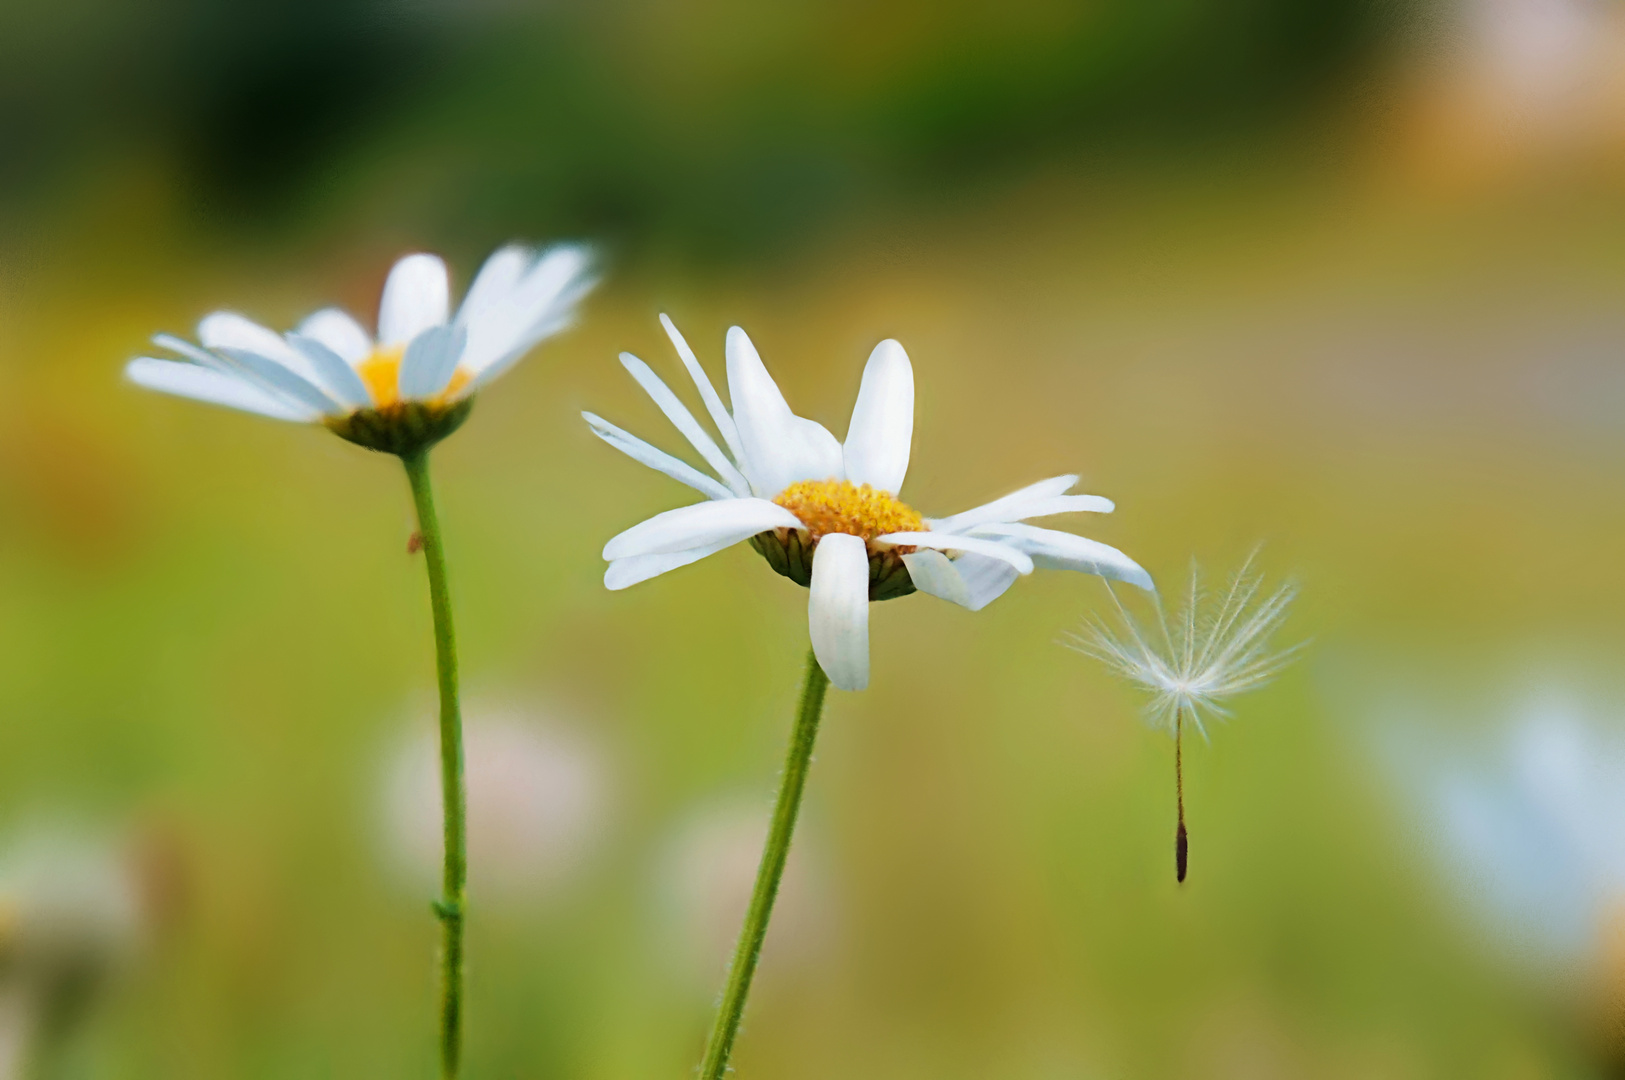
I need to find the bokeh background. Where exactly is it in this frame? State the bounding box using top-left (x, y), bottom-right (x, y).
top-left (3, 0), bottom-right (1625, 1076)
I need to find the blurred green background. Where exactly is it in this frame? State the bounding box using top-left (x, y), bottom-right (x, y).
top-left (4, 0), bottom-right (1625, 1076)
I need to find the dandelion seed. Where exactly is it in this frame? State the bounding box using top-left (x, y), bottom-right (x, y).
top-left (1068, 551), bottom-right (1303, 883)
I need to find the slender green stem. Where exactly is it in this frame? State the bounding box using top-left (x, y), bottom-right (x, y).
top-left (1175, 707), bottom-right (1187, 884)
top-left (402, 450), bottom-right (467, 1080)
top-left (698, 647), bottom-right (831, 1080)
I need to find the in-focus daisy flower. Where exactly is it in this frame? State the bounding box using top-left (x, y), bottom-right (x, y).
top-left (587, 316), bottom-right (1150, 1080)
top-left (587, 315), bottom-right (1152, 692)
top-left (127, 244), bottom-right (595, 455)
top-left (123, 242), bottom-right (597, 1080)
top-left (1068, 551), bottom-right (1302, 881)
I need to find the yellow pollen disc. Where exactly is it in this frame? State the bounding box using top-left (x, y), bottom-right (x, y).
top-left (354, 345), bottom-right (473, 409)
top-left (773, 479), bottom-right (923, 542)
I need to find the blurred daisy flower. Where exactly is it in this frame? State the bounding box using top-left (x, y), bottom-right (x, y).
top-left (1069, 552), bottom-right (1302, 880)
top-left (124, 241), bottom-right (598, 1078)
top-left (1414, 698), bottom-right (1625, 965)
top-left (127, 244), bottom-right (595, 455)
top-left (586, 316), bottom-right (1152, 691)
top-left (1393, 696), bottom-right (1625, 1068)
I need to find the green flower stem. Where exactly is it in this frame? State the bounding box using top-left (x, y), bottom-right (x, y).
top-left (698, 647), bottom-right (831, 1080)
top-left (402, 450), bottom-right (467, 1080)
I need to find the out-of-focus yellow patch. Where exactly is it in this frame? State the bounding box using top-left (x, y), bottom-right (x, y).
top-left (354, 345), bottom-right (472, 408)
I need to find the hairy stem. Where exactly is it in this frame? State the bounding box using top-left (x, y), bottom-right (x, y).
top-left (402, 450), bottom-right (467, 1080)
top-left (698, 648), bottom-right (830, 1080)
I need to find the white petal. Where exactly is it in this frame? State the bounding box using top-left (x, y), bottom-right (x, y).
top-left (602, 497), bottom-right (801, 561)
top-left (968, 522), bottom-right (1153, 590)
top-left (212, 347), bottom-right (342, 416)
top-left (661, 314), bottom-right (745, 465)
top-left (199, 312), bottom-right (323, 385)
top-left (900, 549), bottom-right (970, 607)
top-left (285, 333), bottom-right (372, 409)
top-left (924, 474), bottom-right (1083, 533)
top-left (458, 244), bottom-right (596, 376)
top-left (583, 412), bottom-right (735, 501)
top-left (842, 338), bottom-right (913, 494)
top-left (296, 308), bottom-right (371, 363)
top-left (125, 358), bottom-right (317, 422)
top-left (399, 325), bottom-right (468, 400)
top-left (378, 253), bottom-right (450, 346)
top-left (725, 326), bottom-right (843, 497)
top-left (978, 494), bottom-right (1115, 523)
top-left (902, 550), bottom-right (1020, 612)
top-left (458, 246), bottom-right (527, 329)
top-left (619, 352), bottom-right (750, 496)
top-left (604, 538), bottom-right (734, 590)
top-left (158, 333), bottom-right (313, 412)
top-left (153, 333), bottom-right (235, 373)
top-left (808, 533), bottom-right (870, 691)
top-left (876, 532), bottom-right (1034, 575)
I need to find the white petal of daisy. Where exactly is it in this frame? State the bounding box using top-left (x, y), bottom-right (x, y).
top-left (159, 333), bottom-right (323, 415)
top-left (925, 474), bottom-right (1086, 533)
top-left (152, 332), bottom-right (237, 373)
top-left (874, 531), bottom-right (1034, 575)
top-left (378, 253), bottom-right (450, 346)
top-left (950, 553), bottom-right (1024, 610)
top-left (457, 245), bottom-right (526, 326)
top-left (213, 346), bottom-right (342, 416)
top-left (125, 357), bottom-right (320, 422)
top-left (986, 494), bottom-right (1116, 523)
top-left (899, 549), bottom-right (971, 607)
top-left (842, 338), bottom-right (913, 495)
top-left (661, 314), bottom-right (745, 466)
top-left (808, 533), bottom-right (870, 691)
top-left (399, 324), bottom-right (468, 400)
top-left (604, 538), bottom-right (736, 590)
top-left (725, 326), bottom-right (843, 496)
top-left (458, 244), bottom-right (596, 380)
top-left (285, 333), bottom-right (373, 410)
top-left (603, 498), bottom-right (802, 561)
top-left (968, 522), bottom-right (1153, 590)
top-left (902, 549), bottom-right (1021, 612)
top-left (582, 412), bottom-right (735, 501)
top-left (199, 311), bottom-right (326, 386)
top-left (296, 308), bottom-right (371, 363)
top-left (619, 352), bottom-right (751, 496)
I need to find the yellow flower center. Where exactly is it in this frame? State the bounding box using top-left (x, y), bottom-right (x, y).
top-left (773, 478), bottom-right (923, 542)
top-left (354, 345), bottom-right (472, 409)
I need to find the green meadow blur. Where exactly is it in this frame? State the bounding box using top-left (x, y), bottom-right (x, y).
top-left (3, 0), bottom-right (1625, 1076)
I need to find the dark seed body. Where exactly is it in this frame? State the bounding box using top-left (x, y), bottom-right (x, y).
top-left (1176, 822), bottom-right (1188, 883)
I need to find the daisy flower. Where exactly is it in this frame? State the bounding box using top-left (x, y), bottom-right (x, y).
top-left (1069, 551), bottom-right (1302, 881)
top-left (123, 242), bottom-right (597, 1080)
top-left (127, 244), bottom-right (595, 455)
top-left (587, 315), bottom-right (1152, 692)
top-left (589, 317), bottom-right (1148, 1079)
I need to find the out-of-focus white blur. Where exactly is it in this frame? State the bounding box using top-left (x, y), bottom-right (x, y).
top-left (653, 799), bottom-right (831, 995)
top-left (1395, 688), bottom-right (1625, 971)
top-left (381, 704), bottom-right (607, 903)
